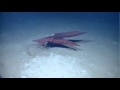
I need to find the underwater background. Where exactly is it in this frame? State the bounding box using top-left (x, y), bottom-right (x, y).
top-left (0, 12), bottom-right (119, 78)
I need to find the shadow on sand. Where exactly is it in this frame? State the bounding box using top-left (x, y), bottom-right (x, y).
top-left (46, 39), bottom-right (93, 51)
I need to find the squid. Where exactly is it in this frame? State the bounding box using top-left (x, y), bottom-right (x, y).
top-left (33, 31), bottom-right (87, 49)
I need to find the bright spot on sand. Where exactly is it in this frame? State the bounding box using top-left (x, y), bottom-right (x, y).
top-left (20, 52), bottom-right (90, 78)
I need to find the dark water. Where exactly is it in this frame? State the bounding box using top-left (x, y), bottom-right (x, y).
top-left (0, 12), bottom-right (119, 78)
top-left (0, 12), bottom-right (118, 31)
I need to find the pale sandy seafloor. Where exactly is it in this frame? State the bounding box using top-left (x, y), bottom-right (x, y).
top-left (0, 23), bottom-right (119, 78)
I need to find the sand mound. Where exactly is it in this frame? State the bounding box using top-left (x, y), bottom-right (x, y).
top-left (20, 52), bottom-right (90, 78)
top-left (27, 44), bottom-right (40, 56)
